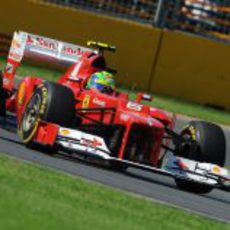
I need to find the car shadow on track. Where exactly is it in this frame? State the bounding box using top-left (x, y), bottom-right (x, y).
top-left (55, 152), bottom-right (183, 192)
top-left (0, 114), bottom-right (17, 133)
top-left (0, 135), bottom-right (22, 146)
top-left (54, 152), bottom-right (230, 201)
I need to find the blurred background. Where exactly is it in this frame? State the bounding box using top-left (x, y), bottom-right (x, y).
top-left (47, 0), bottom-right (230, 42)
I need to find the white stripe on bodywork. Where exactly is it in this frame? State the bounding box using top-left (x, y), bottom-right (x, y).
top-left (57, 127), bottom-right (111, 159)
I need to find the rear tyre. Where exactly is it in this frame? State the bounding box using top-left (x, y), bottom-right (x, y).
top-left (175, 121), bottom-right (226, 194)
top-left (19, 82), bottom-right (75, 145)
top-left (0, 71), bottom-right (6, 116)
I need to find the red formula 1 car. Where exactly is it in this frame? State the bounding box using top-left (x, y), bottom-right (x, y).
top-left (0, 31), bottom-right (229, 193)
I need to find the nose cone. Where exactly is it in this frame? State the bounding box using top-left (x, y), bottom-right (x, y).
top-left (117, 100), bottom-right (165, 130)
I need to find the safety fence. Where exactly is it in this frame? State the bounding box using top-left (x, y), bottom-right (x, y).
top-left (156, 0), bottom-right (230, 43)
top-left (46, 0), bottom-right (159, 23)
top-left (45, 0), bottom-right (230, 43)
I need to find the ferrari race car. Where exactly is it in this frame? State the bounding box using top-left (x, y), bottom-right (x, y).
top-left (0, 31), bottom-right (229, 194)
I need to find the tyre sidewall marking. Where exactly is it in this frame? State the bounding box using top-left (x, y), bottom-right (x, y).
top-left (19, 84), bottom-right (48, 143)
top-left (188, 126), bottom-right (196, 140)
top-left (39, 85), bottom-right (48, 115)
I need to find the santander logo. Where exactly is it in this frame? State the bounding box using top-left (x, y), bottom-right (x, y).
top-left (26, 35), bottom-right (58, 51)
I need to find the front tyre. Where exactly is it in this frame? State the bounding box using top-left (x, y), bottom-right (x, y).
top-left (20, 90), bottom-right (43, 144)
top-left (19, 82), bottom-right (75, 144)
top-left (175, 121), bottom-right (226, 194)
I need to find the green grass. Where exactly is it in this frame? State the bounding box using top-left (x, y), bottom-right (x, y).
top-left (1, 57), bottom-right (230, 125)
top-left (0, 154), bottom-right (228, 230)
top-left (17, 62), bottom-right (62, 82)
top-left (0, 57), bottom-right (62, 82)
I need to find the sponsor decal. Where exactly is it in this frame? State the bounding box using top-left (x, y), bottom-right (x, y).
top-left (81, 138), bottom-right (102, 148)
top-left (82, 95), bottom-right (90, 108)
top-left (60, 129), bottom-right (70, 136)
top-left (9, 52), bottom-right (23, 61)
top-left (11, 39), bottom-right (22, 50)
top-left (18, 81), bottom-right (27, 106)
top-left (92, 98), bottom-right (105, 107)
top-left (212, 166), bottom-right (221, 174)
top-left (8, 32), bottom-right (27, 61)
top-left (127, 102), bottom-right (143, 111)
top-left (27, 35), bottom-right (58, 51)
top-left (10, 32), bottom-right (93, 65)
top-left (62, 45), bottom-right (84, 56)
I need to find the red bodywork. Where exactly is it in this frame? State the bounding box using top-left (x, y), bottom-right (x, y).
top-left (2, 35), bottom-right (174, 168)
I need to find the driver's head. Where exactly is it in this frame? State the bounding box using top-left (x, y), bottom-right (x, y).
top-left (87, 71), bottom-right (115, 94)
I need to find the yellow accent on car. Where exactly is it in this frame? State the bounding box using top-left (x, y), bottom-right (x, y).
top-left (20, 118), bottom-right (40, 144)
top-left (87, 41), bottom-right (116, 51)
top-left (212, 166), bottom-right (221, 174)
top-left (82, 95), bottom-right (90, 109)
top-left (18, 81), bottom-right (27, 106)
top-left (189, 126), bottom-right (196, 140)
top-left (61, 129), bottom-right (70, 136)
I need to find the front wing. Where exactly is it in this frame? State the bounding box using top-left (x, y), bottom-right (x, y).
top-left (55, 126), bottom-right (230, 190)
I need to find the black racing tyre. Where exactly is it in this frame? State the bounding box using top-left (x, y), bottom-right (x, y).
top-left (0, 71), bottom-right (6, 116)
top-left (175, 121), bottom-right (226, 194)
top-left (19, 82), bottom-right (75, 144)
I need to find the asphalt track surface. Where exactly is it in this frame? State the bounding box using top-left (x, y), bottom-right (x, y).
top-left (0, 115), bottom-right (230, 223)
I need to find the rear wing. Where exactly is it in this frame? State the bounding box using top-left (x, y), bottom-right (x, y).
top-left (8, 31), bottom-right (94, 66)
top-left (3, 31), bottom-right (116, 92)
top-left (3, 31), bottom-right (95, 91)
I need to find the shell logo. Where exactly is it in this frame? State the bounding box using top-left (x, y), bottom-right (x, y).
top-left (212, 166), bottom-right (221, 174)
top-left (61, 129), bottom-right (70, 136)
top-left (18, 82), bottom-right (27, 106)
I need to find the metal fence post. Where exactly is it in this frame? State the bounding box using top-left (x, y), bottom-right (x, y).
top-left (154, 0), bottom-right (164, 26)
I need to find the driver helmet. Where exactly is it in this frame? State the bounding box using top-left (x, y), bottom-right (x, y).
top-left (86, 71), bottom-right (115, 94)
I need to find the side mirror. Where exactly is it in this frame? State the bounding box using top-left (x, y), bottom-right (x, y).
top-left (136, 92), bottom-right (153, 103)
